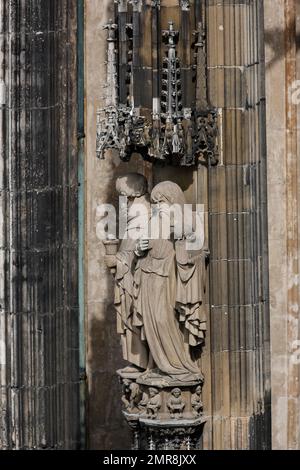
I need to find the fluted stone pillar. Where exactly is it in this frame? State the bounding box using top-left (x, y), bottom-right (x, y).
top-left (265, 0), bottom-right (300, 450)
top-left (206, 0), bottom-right (271, 450)
top-left (0, 1), bottom-right (80, 449)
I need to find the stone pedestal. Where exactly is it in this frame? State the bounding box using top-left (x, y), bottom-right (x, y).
top-left (118, 369), bottom-right (206, 450)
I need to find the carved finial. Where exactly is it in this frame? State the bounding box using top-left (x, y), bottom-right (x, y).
top-left (132, 431), bottom-right (139, 451)
top-left (149, 434), bottom-right (155, 450)
top-left (114, 0), bottom-right (129, 12)
top-left (151, 0), bottom-right (161, 8)
top-left (129, 0), bottom-right (142, 10)
top-left (162, 21), bottom-right (179, 47)
top-left (103, 19), bottom-right (117, 42)
top-left (194, 22), bottom-right (206, 49)
top-left (179, 0), bottom-right (190, 11)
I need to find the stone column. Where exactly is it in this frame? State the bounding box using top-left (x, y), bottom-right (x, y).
top-left (0, 1), bottom-right (80, 449)
top-left (265, 0), bottom-right (300, 450)
top-left (206, 0), bottom-right (271, 449)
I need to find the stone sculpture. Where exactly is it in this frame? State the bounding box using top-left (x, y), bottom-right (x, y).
top-left (105, 173), bottom-right (150, 371)
top-left (167, 388), bottom-right (185, 419)
top-left (145, 388), bottom-right (162, 420)
top-left (104, 175), bottom-right (209, 448)
top-left (191, 385), bottom-right (204, 417)
top-left (121, 379), bottom-right (132, 410)
top-left (133, 180), bottom-right (208, 383)
top-left (121, 379), bottom-right (142, 414)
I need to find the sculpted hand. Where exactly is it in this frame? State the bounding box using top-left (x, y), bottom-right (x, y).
top-left (135, 238), bottom-right (150, 256)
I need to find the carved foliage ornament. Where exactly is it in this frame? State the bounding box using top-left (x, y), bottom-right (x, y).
top-left (97, 1), bottom-right (218, 166)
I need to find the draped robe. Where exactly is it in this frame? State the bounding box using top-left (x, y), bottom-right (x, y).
top-left (133, 236), bottom-right (207, 382)
top-left (114, 195), bottom-right (150, 369)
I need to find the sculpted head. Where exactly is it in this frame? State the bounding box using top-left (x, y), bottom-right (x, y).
top-left (151, 181), bottom-right (186, 233)
top-left (123, 379), bottom-right (131, 388)
top-left (116, 173), bottom-right (148, 199)
top-left (171, 388), bottom-right (182, 398)
top-left (151, 181), bottom-right (186, 208)
top-left (149, 387), bottom-right (158, 398)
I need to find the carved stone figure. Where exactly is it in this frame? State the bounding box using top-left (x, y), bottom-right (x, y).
top-left (121, 379), bottom-right (132, 410)
top-left (121, 379), bottom-right (142, 413)
top-left (167, 388), bottom-right (185, 419)
top-left (191, 385), bottom-right (204, 417)
top-left (146, 388), bottom-right (162, 420)
top-left (138, 391), bottom-right (149, 413)
top-left (105, 173), bottom-right (151, 371)
top-left (105, 177), bottom-right (208, 441)
top-left (133, 181), bottom-right (208, 383)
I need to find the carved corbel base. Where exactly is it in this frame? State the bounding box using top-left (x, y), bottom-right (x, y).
top-left (124, 412), bottom-right (206, 450)
top-left (138, 417), bottom-right (206, 450)
top-left (117, 368), bottom-right (206, 450)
